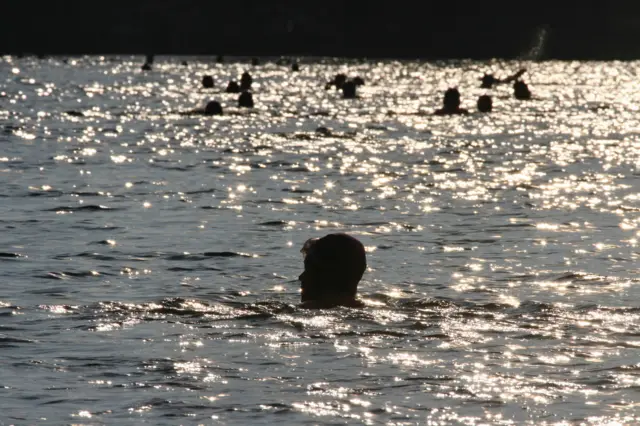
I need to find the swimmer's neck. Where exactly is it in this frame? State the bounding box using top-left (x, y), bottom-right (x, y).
top-left (299, 297), bottom-right (364, 309)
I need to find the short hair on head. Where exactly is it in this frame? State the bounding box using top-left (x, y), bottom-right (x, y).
top-left (301, 233), bottom-right (366, 297)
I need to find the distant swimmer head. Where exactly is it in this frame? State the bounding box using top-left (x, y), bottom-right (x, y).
top-left (226, 81), bottom-right (240, 93)
top-left (238, 91), bottom-right (254, 108)
top-left (299, 233), bottom-right (366, 308)
top-left (481, 73), bottom-right (496, 88)
top-left (141, 62), bottom-right (152, 71)
top-left (181, 60), bottom-right (188, 66)
top-left (435, 87), bottom-right (468, 115)
top-left (202, 75), bottom-right (214, 88)
top-left (315, 126), bottom-right (332, 136)
top-left (443, 87), bottom-right (461, 109)
top-left (353, 76), bottom-right (365, 86)
top-left (204, 101), bottom-right (223, 116)
top-left (342, 80), bottom-right (357, 99)
top-left (477, 95), bottom-right (492, 113)
top-left (513, 80), bottom-right (531, 100)
top-left (292, 62), bottom-right (300, 72)
top-left (240, 71), bottom-right (253, 91)
top-left (334, 73), bottom-right (347, 89)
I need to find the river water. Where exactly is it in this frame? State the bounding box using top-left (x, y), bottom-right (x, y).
top-left (1, 56), bottom-right (639, 425)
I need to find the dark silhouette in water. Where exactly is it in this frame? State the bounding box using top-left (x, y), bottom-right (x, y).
top-left (251, 57), bottom-right (260, 66)
top-left (179, 100), bottom-right (223, 116)
top-left (434, 88), bottom-right (469, 115)
top-left (342, 80), bottom-right (357, 99)
top-left (353, 76), bottom-right (365, 86)
top-left (480, 68), bottom-right (526, 88)
top-left (181, 60), bottom-right (188, 66)
top-left (141, 53), bottom-right (154, 71)
top-left (325, 73), bottom-right (348, 90)
top-left (240, 71), bottom-right (252, 91)
top-left (216, 55), bottom-right (224, 63)
top-left (477, 95), bottom-right (492, 112)
top-left (204, 101), bottom-right (223, 115)
top-left (238, 91), bottom-right (254, 108)
top-left (315, 126), bottom-right (332, 136)
top-left (513, 80), bottom-right (532, 100)
top-left (292, 62), bottom-right (300, 72)
top-left (299, 233), bottom-right (366, 309)
top-left (226, 81), bottom-right (240, 93)
top-left (202, 75), bottom-right (214, 88)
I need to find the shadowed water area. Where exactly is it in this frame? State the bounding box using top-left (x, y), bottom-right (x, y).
top-left (1, 55), bottom-right (640, 424)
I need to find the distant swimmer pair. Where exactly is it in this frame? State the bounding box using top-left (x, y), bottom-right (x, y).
top-left (298, 233), bottom-right (366, 309)
top-left (435, 88), bottom-right (493, 114)
top-left (480, 68), bottom-right (526, 88)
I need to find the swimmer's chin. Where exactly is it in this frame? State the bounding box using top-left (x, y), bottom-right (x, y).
top-left (298, 298), bottom-right (365, 310)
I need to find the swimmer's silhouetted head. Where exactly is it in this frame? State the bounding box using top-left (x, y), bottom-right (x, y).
top-left (477, 95), bottom-right (492, 112)
top-left (226, 81), bottom-right (240, 93)
top-left (238, 91), bottom-right (254, 108)
top-left (353, 76), bottom-right (365, 86)
top-left (444, 88), bottom-right (461, 108)
top-left (334, 74), bottom-right (347, 89)
top-left (342, 80), bottom-right (357, 99)
top-left (481, 74), bottom-right (496, 88)
top-left (292, 62), bottom-right (300, 72)
top-left (240, 72), bottom-right (253, 91)
top-left (202, 75), bottom-right (214, 88)
top-left (204, 101), bottom-right (223, 116)
top-left (298, 233), bottom-right (366, 309)
top-left (514, 80), bottom-right (531, 100)
top-left (435, 87), bottom-right (469, 115)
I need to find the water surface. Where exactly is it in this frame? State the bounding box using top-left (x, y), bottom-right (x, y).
top-left (1, 55), bottom-right (639, 425)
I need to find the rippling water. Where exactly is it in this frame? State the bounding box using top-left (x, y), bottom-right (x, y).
top-left (1, 55), bottom-right (640, 424)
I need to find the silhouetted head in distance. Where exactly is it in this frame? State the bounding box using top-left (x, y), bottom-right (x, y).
top-left (204, 101), bottom-right (223, 116)
top-left (477, 95), bottom-right (492, 112)
top-left (292, 62), bottom-right (300, 72)
top-left (299, 233), bottom-right (367, 309)
top-left (444, 88), bottom-right (461, 109)
top-left (342, 80), bottom-right (357, 99)
top-left (226, 81), bottom-right (240, 93)
top-left (513, 80), bottom-right (531, 100)
top-left (240, 72), bottom-right (253, 91)
top-left (481, 73), bottom-right (496, 88)
top-left (181, 60), bottom-right (188, 66)
top-left (334, 74), bottom-right (347, 89)
top-left (238, 91), bottom-right (254, 108)
top-left (353, 76), bottom-right (365, 86)
top-left (435, 88), bottom-right (469, 115)
top-left (202, 75), bottom-right (214, 88)
top-left (315, 126), bottom-right (332, 136)
top-left (141, 63), bottom-right (152, 71)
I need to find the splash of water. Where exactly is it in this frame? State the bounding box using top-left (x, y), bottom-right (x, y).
top-left (521, 26), bottom-right (549, 61)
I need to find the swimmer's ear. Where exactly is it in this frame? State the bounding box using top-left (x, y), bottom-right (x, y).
top-left (300, 238), bottom-right (319, 257)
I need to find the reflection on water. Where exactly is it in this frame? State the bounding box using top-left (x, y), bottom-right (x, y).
top-left (1, 55), bottom-right (640, 424)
